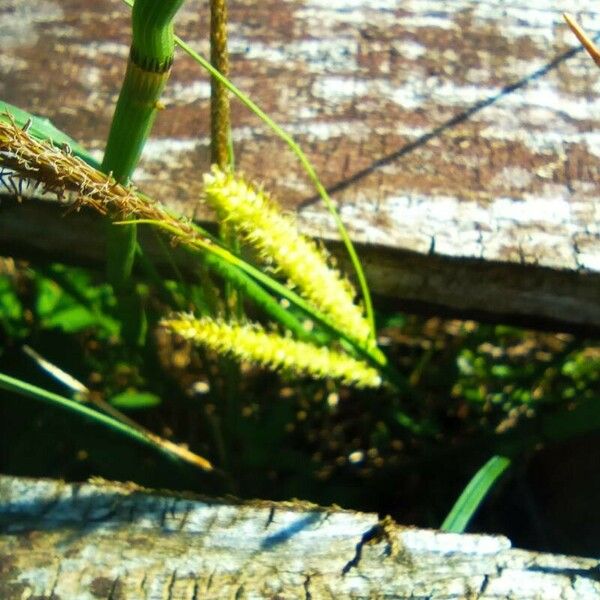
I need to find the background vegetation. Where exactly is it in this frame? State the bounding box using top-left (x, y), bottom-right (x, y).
top-left (1, 258), bottom-right (599, 555)
top-left (1, 1), bottom-right (599, 560)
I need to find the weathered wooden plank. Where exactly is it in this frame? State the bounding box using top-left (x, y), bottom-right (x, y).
top-left (1, 475), bottom-right (599, 599)
top-left (1, 0), bottom-right (600, 328)
top-left (3, 196), bottom-right (598, 334)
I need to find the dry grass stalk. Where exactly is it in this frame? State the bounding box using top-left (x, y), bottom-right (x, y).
top-left (0, 116), bottom-right (206, 248)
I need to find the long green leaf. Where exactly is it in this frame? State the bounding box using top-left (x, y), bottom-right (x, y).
top-left (0, 371), bottom-right (213, 471)
top-left (441, 454), bottom-right (511, 533)
top-left (127, 219), bottom-right (388, 371)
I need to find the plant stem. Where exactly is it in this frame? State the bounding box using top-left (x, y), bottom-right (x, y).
top-left (209, 0), bottom-right (242, 463)
top-left (209, 0), bottom-right (242, 325)
top-left (210, 0), bottom-right (231, 169)
top-left (119, 0), bottom-right (375, 340)
top-left (102, 0), bottom-right (184, 344)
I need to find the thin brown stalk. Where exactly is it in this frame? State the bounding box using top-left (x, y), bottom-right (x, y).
top-left (209, 0), bottom-right (241, 322)
top-left (210, 0), bottom-right (231, 168)
top-left (564, 13), bottom-right (600, 68)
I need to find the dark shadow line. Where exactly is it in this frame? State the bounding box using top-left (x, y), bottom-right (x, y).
top-left (260, 512), bottom-right (322, 549)
top-left (298, 38), bottom-right (594, 209)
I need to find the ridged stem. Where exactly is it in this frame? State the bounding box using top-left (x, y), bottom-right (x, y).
top-left (102, 0), bottom-right (184, 343)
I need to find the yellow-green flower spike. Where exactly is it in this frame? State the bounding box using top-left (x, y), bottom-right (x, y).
top-left (203, 166), bottom-right (373, 347)
top-left (163, 314), bottom-right (382, 388)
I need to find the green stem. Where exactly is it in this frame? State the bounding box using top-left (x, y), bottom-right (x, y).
top-left (103, 0), bottom-right (184, 343)
top-left (119, 0), bottom-right (376, 340)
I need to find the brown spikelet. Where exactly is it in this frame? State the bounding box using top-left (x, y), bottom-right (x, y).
top-left (0, 115), bottom-right (209, 250)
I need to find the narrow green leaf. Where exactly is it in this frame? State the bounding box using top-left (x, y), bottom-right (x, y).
top-left (127, 219), bottom-right (389, 372)
top-left (441, 455), bottom-right (511, 533)
top-left (0, 371), bottom-right (207, 470)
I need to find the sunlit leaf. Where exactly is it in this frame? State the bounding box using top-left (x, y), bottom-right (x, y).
top-left (110, 390), bottom-right (161, 410)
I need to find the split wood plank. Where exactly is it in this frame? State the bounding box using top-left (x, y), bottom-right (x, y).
top-left (1, 475), bottom-right (599, 599)
top-left (1, 1), bottom-right (600, 329)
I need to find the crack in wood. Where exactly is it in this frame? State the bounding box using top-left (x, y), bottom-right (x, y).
top-left (48, 563), bottom-right (61, 599)
top-left (107, 576), bottom-right (121, 600)
top-left (265, 506), bottom-right (276, 529)
top-left (341, 523), bottom-right (382, 576)
top-left (165, 569), bottom-right (177, 600)
top-left (303, 573), bottom-right (312, 600)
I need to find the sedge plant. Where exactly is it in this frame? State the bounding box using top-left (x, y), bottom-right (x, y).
top-left (2, 0), bottom-right (592, 536)
top-left (0, 0), bottom-right (396, 484)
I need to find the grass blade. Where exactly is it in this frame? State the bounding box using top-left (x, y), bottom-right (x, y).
top-left (127, 218), bottom-right (388, 370)
top-left (0, 371), bottom-right (214, 472)
top-left (441, 454), bottom-right (511, 533)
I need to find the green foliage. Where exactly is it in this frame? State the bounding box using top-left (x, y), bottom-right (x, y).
top-left (34, 266), bottom-right (118, 336)
top-left (1, 0), bottom-right (599, 558)
top-left (441, 455), bottom-right (511, 533)
top-left (0, 275), bottom-right (26, 338)
top-left (109, 390), bottom-right (161, 410)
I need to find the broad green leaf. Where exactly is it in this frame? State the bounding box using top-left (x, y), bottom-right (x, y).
top-left (0, 276), bottom-right (27, 337)
top-left (36, 278), bottom-right (62, 316)
top-left (0, 277), bottom-right (22, 321)
top-left (43, 305), bottom-right (97, 333)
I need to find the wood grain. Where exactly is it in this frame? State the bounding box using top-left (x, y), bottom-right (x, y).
top-left (1, 0), bottom-right (600, 329)
top-left (1, 475), bottom-right (599, 599)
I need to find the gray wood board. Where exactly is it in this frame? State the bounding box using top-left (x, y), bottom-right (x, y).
top-left (1, 1), bottom-right (600, 329)
top-left (1, 475), bottom-right (599, 599)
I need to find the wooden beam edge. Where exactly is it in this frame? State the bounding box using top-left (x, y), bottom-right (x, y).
top-left (1, 195), bottom-right (599, 334)
top-left (0, 475), bottom-right (598, 599)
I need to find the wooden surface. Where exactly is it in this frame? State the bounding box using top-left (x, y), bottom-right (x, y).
top-left (1, 475), bottom-right (600, 599)
top-left (1, 0), bottom-right (600, 329)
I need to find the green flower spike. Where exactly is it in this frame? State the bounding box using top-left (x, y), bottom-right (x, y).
top-left (203, 167), bottom-right (373, 348)
top-left (163, 314), bottom-right (382, 388)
